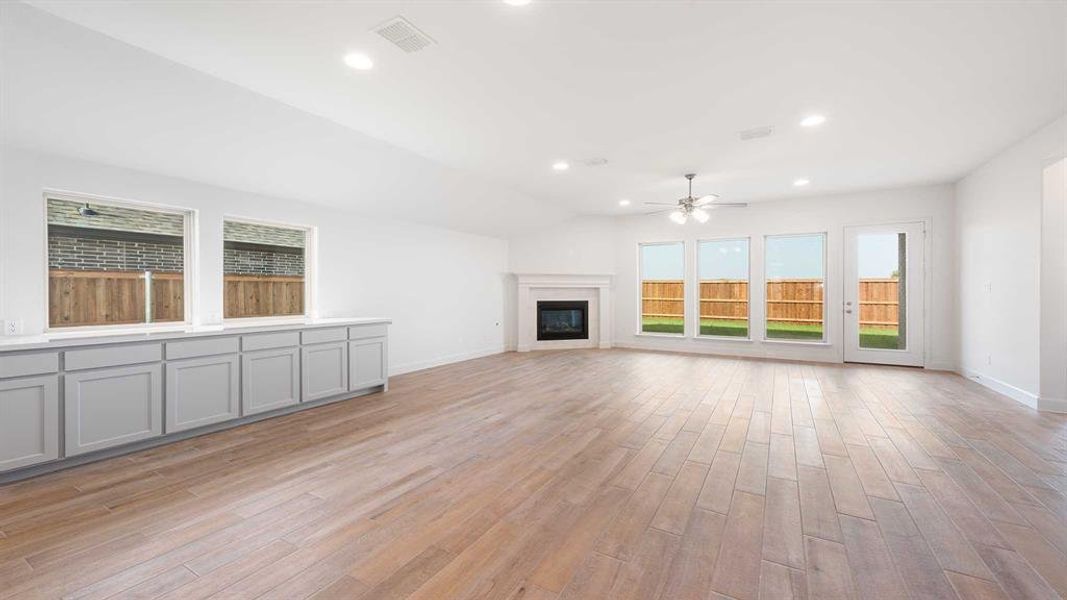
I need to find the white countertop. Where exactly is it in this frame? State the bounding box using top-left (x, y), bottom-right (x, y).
top-left (0, 317), bottom-right (391, 353)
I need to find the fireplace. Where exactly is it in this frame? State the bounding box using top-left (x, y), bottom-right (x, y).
top-left (537, 300), bottom-right (589, 341)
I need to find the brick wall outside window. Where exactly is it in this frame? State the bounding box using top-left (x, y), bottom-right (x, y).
top-left (48, 235), bottom-right (184, 272)
top-left (224, 247), bottom-right (304, 276)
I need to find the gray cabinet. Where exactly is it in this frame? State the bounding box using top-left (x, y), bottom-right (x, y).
top-left (302, 342), bottom-right (348, 402)
top-left (0, 375), bottom-right (59, 470)
top-left (65, 364), bottom-right (163, 456)
top-left (349, 338), bottom-right (387, 390)
top-left (165, 354), bottom-right (240, 432)
top-left (0, 320), bottom-right (389, 480)
top-left (242, 346), bottom-right (300, 415)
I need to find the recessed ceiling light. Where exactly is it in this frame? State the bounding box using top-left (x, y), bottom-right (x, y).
top-left (343, 52), bottom-right (374, 71)
top-left (503, 0), bottom-right (532, 5)
top-left (794, 178), bottom-right (811, 187)
top-left (552, 161), bottom-right (569, 171)
top-left (800, 114), bottom-right (826, 127)
top-left (619, 199), bottom-right (631, 206)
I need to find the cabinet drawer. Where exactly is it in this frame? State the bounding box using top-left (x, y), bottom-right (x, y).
top-left (349, 324), bottom-right (388, 340)
top-left (65, 343), bottom-right (162, 371)
top-left (64, 364), bottom-right (163, 456)
top-left (166, 337), bottom-right (239, 360)
top-left (242, 347), bottom-right (300, 415)
top-left (0, 375), bottom-right (59, 471)
top-left (242, 331), bottom-right (300, 352)
top-left (301, 327), bottom-right (347, 345)
top-left (302, 341), bottom-right (348, 402)
top-left (166, 355), bottom-right (239, 432)
top-left (349, 338), bottom-right (387, 390)
top-left (0, 352), bottom-right (59, 379)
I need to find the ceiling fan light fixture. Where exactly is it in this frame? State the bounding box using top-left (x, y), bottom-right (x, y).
top-left (692, 208), bottom-right (710, 223)
top-left (669, 210), bottom-right (688, 225)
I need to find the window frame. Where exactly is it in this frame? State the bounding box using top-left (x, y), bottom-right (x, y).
top-left (221, 215), bottom-right (316, 323)
top-left (762, 231), bottom-right (828, 344)
top-left (636, 240), bottom-right (687, 337)
top-left (695, 236), bottom-right (752, 340)
top-left (41, 190), bottom-right (197, 333)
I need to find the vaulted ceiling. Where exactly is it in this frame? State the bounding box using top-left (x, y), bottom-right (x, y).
top-left (4, 1), bottom-right (1065, 235)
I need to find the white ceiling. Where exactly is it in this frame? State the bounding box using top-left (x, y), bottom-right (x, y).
top-left (6, 1), bottom-right (1067, 233)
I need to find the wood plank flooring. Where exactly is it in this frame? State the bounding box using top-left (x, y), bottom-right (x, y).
top-left (2, 349), bottom-right (1067, 599)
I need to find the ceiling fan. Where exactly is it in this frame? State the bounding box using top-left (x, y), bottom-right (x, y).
top-left (645, 174), bottom-right (747, 224)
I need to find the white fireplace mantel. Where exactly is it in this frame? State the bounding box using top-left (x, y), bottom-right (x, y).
top-left (514, 273), bottom-right (613, 352)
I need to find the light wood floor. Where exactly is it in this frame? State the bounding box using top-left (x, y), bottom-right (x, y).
top-left (2, 350), bottom-right (1067, 599)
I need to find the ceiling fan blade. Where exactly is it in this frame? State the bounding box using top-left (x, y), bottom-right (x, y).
top-left (694, 194), bottom-right (720, 206)
top-left (644, 208), bottom-right (676, 215)
top-left (644, 201), bottom-right (679, 206)
top-left (708, 202), bottom-right (748, 208)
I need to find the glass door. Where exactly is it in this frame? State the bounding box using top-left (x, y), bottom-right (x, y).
top-left (843, 223), bottom-right (925, 366)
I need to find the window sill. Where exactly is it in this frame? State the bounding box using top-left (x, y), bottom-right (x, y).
top-left (634, 332), bottom-right (686, 339)
top-left (44, 322), bottom-right (192, 338)
top-left (222, 315), bottom-right (311, 327)
top-left (759, 338), bottom-right (831, 347)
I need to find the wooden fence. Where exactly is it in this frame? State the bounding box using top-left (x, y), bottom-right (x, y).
top-left (642, 278), bottom-right (899, 328)
top-left (48, 270), bottom-right (304, 327)
top-left (224, 274), bottom-right (304, 319)
top-left (49, 270), bottom-right (184, 327)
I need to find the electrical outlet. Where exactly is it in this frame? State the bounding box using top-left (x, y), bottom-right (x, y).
top-left (4, 320), bottom-right (23, 336)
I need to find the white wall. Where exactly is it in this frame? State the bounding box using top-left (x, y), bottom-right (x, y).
top-left (1041, 158), bottom-right (1066, 409)
top-left (956, 115), bottom-right (1066, 407)
top-left (0, 147), bottom-right (509, 375)
top-left (508, 216), bottom-right (617, 276)
top-left (509, 184), bottom-right (957, 368)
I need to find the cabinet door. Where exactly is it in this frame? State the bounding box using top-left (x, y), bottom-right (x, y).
top-left (166, 354), bottom-right (239, 433)
top-left (65, 364), bottom-right (163, 456)
top-left (349, 338), bottom-right (387, 390)
top-left (302, 342), bottom-right (348, 402)
top-left (0, 376), bottom-right (59, 471)
top-left (242, 347), bottom-right (300, 415)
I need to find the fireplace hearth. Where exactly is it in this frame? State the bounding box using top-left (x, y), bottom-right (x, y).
top-left (537, 300), bottom-right (589, 341)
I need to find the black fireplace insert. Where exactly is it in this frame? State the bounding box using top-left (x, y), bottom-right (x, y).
top-left (537, 300), bottom-right (589, 341)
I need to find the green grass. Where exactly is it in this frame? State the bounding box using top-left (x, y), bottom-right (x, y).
top-left (700, 320), bottom-right (748, 337)
top-left (860, 330), bottom-right (902, 350)
top-left (642, 316), bottom-right (901, 348)
top-left (764, 321), bottom-right (824, 341)
top-left (640, 317), bottom-right (686, 334)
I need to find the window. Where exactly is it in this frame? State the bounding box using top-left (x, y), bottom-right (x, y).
top-left (765, 233), bottom-right (826, 341)
top-left (856, 232), bottom-right (907, 350)
top-left (223, 220), bottom-right (308, 319)
top-left (46, 197), bottom-right (190, 328)
top-left (698, 238), bottom-right (749, 337)
top-left (639, 242), bottom-right (685, 335)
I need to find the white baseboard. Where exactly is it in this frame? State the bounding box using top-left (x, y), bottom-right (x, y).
top-left (924, 360), bottom-right (957, 372)
top-left (959, 367), bottom-right (1041, 410)
top-left (390, 345), bottom-right (506, 376)
top-left (1038, 396), bottom-right (1067, 413)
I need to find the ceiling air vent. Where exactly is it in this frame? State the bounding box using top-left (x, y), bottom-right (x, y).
top-left (739, 126), bottom-right (774, 141)
top-left (373, 16), bottom-right (436, 53)
top-left (580, 157), bottom-right (609, 167)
